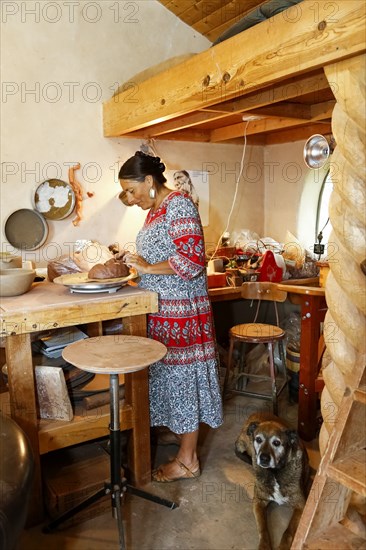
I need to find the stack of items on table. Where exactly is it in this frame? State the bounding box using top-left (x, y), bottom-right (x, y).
top-left (32, 327), bottom-right (125, 415)
top-left (206, 230), bottom-right (319, 288)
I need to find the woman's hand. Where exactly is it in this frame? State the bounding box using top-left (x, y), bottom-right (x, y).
top-left (124, 253), bottom-right (151, 274)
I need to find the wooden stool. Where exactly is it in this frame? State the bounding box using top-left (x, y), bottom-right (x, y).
top-left (223, 283), bottom-right (288, 415)
top-left (43, 335), bottom-right (177, 549)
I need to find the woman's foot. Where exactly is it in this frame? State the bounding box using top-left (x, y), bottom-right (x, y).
top-left (152, 457), bottom-right (200, 483)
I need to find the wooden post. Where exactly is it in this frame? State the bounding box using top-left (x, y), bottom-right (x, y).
top-left (6, 333), bottom-right (44, 525)
top-left (319, 54), bottom-right (366, 452)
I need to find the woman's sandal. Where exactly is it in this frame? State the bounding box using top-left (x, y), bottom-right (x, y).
top-left (152, 457), bottom-right (201, 483)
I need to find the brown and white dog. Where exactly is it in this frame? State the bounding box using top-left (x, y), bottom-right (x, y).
top-left (235, 412), bottom-right (310, 550)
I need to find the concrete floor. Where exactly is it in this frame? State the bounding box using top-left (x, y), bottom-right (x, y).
top-left (19, 392), bottom-right (320, 550)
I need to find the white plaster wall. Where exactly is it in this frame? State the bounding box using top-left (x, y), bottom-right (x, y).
top-left (263, 140), bottom-right (322, 251)
top-left (3, 1), bottom-right (249, 265)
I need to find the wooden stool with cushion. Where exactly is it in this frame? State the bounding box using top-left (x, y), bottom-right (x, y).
top-left (223, 282), bottom-right (288, 415)
top-left (43, 335), bottom-right (177, 549)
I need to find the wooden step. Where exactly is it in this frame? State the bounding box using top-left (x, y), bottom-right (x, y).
top-left (304, 522), bottom-right (366, 549)
top-left (328, 449), bottom-right (366, 496)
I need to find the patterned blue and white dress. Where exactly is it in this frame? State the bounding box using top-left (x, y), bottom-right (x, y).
top-left (136, 191), bottom-right (223, 434)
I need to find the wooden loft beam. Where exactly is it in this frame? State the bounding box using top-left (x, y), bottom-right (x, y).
top-left (311, 100), bottom-right (336, 120)
top-left (129, 129), bottom-right (212, 142)
top-left (127, 84), bottom-right (334, 140)
top-left (264, 123), bottom-right (332, 145)
top-left (125, 111), bottom-right (230, 139)
top-left (242, 103), bottom-right (312, 120)
top-left (215, 72), bottom-right (331, 113)
top-left (263, 122), bottom-right (332, 145)
top-left (210, 113), bottom-right (332, 142)
top-left (103, 1), bottom-right (365, 137)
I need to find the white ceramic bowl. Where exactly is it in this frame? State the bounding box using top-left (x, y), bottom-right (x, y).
top-left (0, 269), bottom-right (36, 297)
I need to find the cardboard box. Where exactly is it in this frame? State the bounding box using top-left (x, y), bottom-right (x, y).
top-left (43, 441), bottom-right (112, 528)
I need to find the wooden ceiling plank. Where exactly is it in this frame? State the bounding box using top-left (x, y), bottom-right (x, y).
top-left (103, 1), bottom-right (366, 137)
top-left (122, 111), bottom-right (231, 138)
top-left (193, 0), bottom-right (268, 36)
top-left (242, 103), bottom-right (312, 120)
top-left (264, 123), bottom-right (332, 145)
top-left (310, 100), bottom-right (336, 120)
top-left (195, 1), bottom-right (270, 41)
top-left (145, 129), bottom-right (212, 142)
top-left (210, 115), bottom-right (333, 142)
top-left (215, 72), bottom-right (331, 113)
top-left (158, 1), bottom-right (198, 18)
top-left (169, 0), bottom-right (236, 27)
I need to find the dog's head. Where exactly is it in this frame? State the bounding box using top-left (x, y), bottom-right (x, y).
top-left (247, 420), bottom-right (298, 470)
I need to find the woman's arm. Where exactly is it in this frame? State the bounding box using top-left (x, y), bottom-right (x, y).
top-left (125, 254), bottom-right (175, 275)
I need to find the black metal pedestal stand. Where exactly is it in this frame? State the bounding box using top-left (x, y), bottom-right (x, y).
top-left (43, 374), bottom-right (178, 549)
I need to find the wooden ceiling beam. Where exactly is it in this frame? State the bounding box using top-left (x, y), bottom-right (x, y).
top-left (210, 114), bottom-right (334, 142)
top-left (128, 129), bottom-right (212, 143)
top-left (124, 111), bottom-right (230, 138)
top-left (103, 1), bottom-right (365, 137)
top-left (264, 123), bottom-right (332, 145)
top-left (208, 72), bottom-right (331, 114)
top-left (310, 100), bottom-right (335, 120)
top-left (242, 103), bottom-right (312, 120)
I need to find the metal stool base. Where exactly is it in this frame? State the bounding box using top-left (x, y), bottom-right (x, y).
top-left (43, 374), bottom-right (178, 549)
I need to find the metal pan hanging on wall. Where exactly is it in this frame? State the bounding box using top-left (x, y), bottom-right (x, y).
top-left (33, 178), bottom-right (76, 220)
top-left (4, 208), bottom-right (49, 250)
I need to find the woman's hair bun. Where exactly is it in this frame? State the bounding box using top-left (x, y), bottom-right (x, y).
top-left (135, 151), bottom-right (165, 173)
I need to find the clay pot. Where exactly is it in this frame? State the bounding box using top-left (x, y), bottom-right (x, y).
top-left (0, 269), bottom-right (36, 297)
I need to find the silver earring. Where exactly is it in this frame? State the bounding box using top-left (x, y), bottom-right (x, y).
top-left (149, 187), bottom-right (156, 199)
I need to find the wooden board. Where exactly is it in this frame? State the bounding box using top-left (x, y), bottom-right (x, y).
top-left (103, 1), bottom-right (366, 137)
top-left (0, 282), bottom-right (158, 336)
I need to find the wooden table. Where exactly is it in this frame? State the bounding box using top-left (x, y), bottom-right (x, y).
top-left (0, 281), bottom-right (158, 525)
top-left (277, 284), bottom-right (327, 441)
top-left (209, 280), bottom-right (327, 441)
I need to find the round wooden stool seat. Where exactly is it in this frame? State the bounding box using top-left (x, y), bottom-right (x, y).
top-left (62, 335), bottom-right (167, 374)
top-left (230, 323), bottom-right (285, 342)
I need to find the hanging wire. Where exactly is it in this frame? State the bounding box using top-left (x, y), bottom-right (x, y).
top-left (210, 120), bottom-right (250, 259)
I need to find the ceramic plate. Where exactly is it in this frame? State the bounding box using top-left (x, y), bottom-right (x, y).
top-left (34, 179), bottom-right (76, 220)
top-left (4, 208), bottom-right (49, 250)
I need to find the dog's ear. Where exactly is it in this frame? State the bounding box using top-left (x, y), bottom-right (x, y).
top-left (286, 429), bottom-right (299, 447)
top-left (247, 422), bottom-right (258, 438)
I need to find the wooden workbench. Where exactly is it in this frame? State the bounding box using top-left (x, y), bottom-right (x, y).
top-left (0, 281), bottom-right (158, 525)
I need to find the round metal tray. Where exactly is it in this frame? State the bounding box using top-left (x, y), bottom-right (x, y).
top-left (4, 208), bottom-right (49, 250)
top-left (34, 179), bottom-right (76, 220)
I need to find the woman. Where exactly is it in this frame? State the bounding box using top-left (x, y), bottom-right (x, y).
top-left (119, 151), bottom-right (223, 482)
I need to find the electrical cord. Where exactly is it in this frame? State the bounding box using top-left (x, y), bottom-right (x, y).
top-left (210, 120), bottom-right (250, 259)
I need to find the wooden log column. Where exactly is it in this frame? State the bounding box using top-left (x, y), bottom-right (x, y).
top-left (319, 55), bottom-right (366, 455)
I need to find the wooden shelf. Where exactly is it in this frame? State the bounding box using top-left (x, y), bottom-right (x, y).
top-left (328, 449), bottom-right (366, 496)
top-left (1, 391), bottom-right (133, 455)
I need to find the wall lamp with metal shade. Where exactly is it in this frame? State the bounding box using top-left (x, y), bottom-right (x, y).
top-left (303, 134), bottom-right (336, 169)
